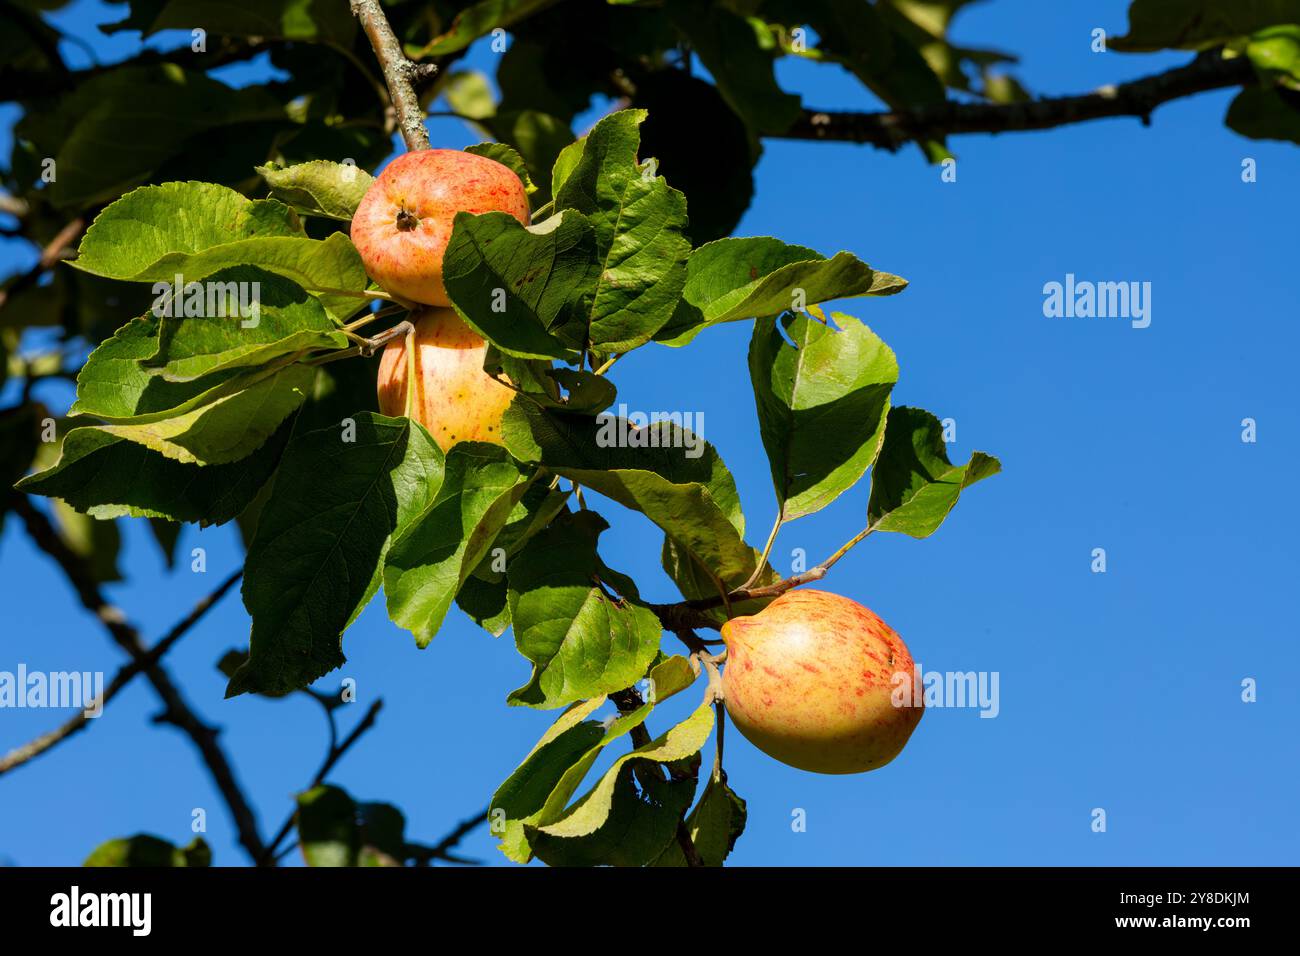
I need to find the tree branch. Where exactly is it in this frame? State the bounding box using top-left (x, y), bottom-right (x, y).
top-left (778, 50), bottom-right (1256, 149)
top-left (0, 217), bottom-right (85, 311)
top-left (350, 0), bottom-right (433, 151)
top-left (8, 494), bottom-right (268, 863)
top-left (262, 698), bottom-right (385, 865)
top-left (651, 524), bottom-right (874, 631)
top-left (0, 192), bottom-right (30, 219)
top-left (0, 568), bottom-right (242, 777)
top-left (406, 809), bottom-right (490, 866)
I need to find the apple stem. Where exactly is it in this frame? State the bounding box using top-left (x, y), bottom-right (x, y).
top-left (403, 322), bottom-right (417, 419)
top-left (712, 703), bottom-right (726, 783)
top-left (652, 525), bottom-right (878, 631)
top-left (305, 347), bottom-right (364, 368)
top-left (344, 304), bottom-right (405, 333)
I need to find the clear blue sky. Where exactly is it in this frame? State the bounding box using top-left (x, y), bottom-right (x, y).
top-left (2, 0), bottom-right (1297, 866)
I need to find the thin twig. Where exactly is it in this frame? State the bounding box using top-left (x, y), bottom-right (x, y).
top-left (778, 50), bottom-right (1256, 150)
top-left (9, 494), bottom-right (268, 862)
top-left (0, 569), bottom-right (243, 776)
top-left (650, 524), bottom-right (875, 631)
top-left (259, 699), bottom-right (385, 865)
top-left (407, 810), bottom-right (491, 866)
top-left (0, 217), bottom-right (85, 311)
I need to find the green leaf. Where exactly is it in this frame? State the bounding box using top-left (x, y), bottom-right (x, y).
top-left (383, 444), bottom-right (533, 647)
top-left (144, 267), bottom-right (349, 382)
top-left (357, 802), bottom-right (407, 867)
top-left (19, 65), bottom-right (287, 209)
top-left (506, 511), bottom-right (664, 709)
top-left (464, 142), bottom-right (537, 194)
top-left (776, 0), bottom-right (947, 149)
top-left (443, 70), bottom-right (498, 121)
top-left (456, 574), bottom-right (513, 636)
top-left (1112, 0), bottom-right (1300, 51)
top-left (651, 776), bottom-right (747, 867)
top-left (1246, 24), bottom-right (1300, 84)
top-left (52, 500), bottom-right (122, 583)
top-left (68, 317), bottom-right (164, 418)
top-left (489, 696), bottom-right (610, 862)
top-left (257, 160), bottom-right (375, 221)
top-left (455, 481), bottom-right (572, 637)
top-left (656, 237), bottom-right (907, 346)
top-left (442, 209), bottom-right (598, 360)
top-left (482, 350), bottom-right (618, 415)
top-left (227, 414), bottom-right (444, 697)
top-left (550, 136), bottom-right (587, 198)
top-left (148, 519), bottom-right (182, 569)
top-left (535, 701), bottom-right (714, 838)
top-left (1227, 85), bottom-right (1300, 143)
top-left (71, 314), bottom-right (239, 421)
top-left (412, 0), bottom-right (563, 56)
top-left (660, 533), bottom-right (778, 627)
top-left (489, 655), bottom-right (697, 862)
top-left (85, 835), bottom-right (210, 867)
top-left (485, 110), bottom-right (576, 204)
top-left (866, 406), bottom-right (1000, 538)
top-left (552, 109), bottom-right (690, 352)
top-left (74, 182), bottom-right (295, 272)
top-left (545, 368), bottom-right (618, 414)
top-left (531, 763), bottom-right (697, 866)
top-left (16, 419), bottom-right (291, 526)
top-left (665, 1), bottom-right (802, 134)
top-left (73, 183), bottom-right (368, 321)
top-left (97, 363), bottom-right (315, 466)
top-left (297, 785), bottom-right (360, 867)
top-left (749, 311), bottom-right (898, 520)
top-left (502, 401), bottom-right (759, 591)
top-left (125, 0), bottom-right (358, 43)
top-left (476, 479), bottom-right (573, 575)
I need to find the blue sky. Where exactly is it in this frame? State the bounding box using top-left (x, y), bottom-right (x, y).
top-left (2, 0), bottom-right (1297, 866)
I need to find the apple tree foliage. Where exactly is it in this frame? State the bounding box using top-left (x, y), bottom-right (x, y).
top-left (4, 0), bottom-right (1298, 867)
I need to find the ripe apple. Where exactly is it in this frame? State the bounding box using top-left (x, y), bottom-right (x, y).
top-left (721, 589), bottom-right (923, 774)
top-left (376, 307), bottom-right (516, 451)
top-left (351, 149), bottom-right (530, 307)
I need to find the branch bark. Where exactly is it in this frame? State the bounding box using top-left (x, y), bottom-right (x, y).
top-left (778, 51), bottom-right (1256, 149)
top-left (0, 217), bottom-right (85, 311)
top-left (262, 699), bottom-right (385, 865)
top-left (9, 494), bottom-right (268, 863)
top-left (0, 568), bottom-right (242, 777)
top-left (407, 809), bottom-right (490, 866)
top-left (350, 0), bottom-right (432, 150)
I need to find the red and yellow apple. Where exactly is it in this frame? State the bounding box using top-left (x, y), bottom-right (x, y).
top-left (351, 149), bottom-right (530, 307)
top-left (376, 307), bottom-right (516, 451)
top-left (721, 589), bottom-right (924, 774)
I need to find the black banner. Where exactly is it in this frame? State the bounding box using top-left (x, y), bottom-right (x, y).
top-left (0, 866), bottom-right (1280, 942)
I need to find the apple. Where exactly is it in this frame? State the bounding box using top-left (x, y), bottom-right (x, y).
top-left (351, 149), bottom-right (530, 307)
top-left (720, 589), bottom-right (923, 774)
top-left (376, 307), bottom-right (516, 451)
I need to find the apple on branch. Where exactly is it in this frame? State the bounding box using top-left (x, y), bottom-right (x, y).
top-left (721, 589), bottom-right (925, 774)
top-left (350, 148), bottom-right (530, 307)
top-left (375, 307), bottom-right (516, 451)
top-left (353, 148), bottom-right (529, 451)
